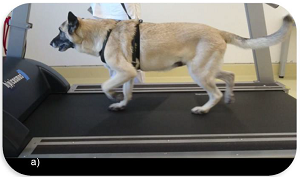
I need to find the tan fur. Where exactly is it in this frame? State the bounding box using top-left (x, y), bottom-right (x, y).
top-left (58, 15), bottom-right (293, 114)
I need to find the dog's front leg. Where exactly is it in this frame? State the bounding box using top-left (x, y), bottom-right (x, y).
top-left (108, 79), bottom-right (134, 111)
top-left (102, 70), bottom-right (137, 111)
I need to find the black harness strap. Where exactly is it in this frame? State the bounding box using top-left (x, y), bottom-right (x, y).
top-left (100, 4), bottom-right (142, 69)
top-left (131, 23), bottom-right (141, 69)
top-left (99, 23), bottom-right (142, 69)
top-left (99, 29), bottom-right (112, 64)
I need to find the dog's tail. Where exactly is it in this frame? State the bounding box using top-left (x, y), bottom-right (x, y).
top-left (220, 15), bottom-right (294, 49)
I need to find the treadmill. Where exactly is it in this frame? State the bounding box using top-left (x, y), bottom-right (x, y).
top-left (3, 3), bottom-right (296, 172)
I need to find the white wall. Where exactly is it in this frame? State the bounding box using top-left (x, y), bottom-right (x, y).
top-left (26, 3), bottom-right (98, 66)
top-left (24, 3), bottom-right (295, 66)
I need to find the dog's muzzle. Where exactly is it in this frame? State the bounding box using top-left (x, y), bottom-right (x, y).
top-left (50, 31), bottom-right (75, 52)
top-left (50, 37), bottom-right (75, 52)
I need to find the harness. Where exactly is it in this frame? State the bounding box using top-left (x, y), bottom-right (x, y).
top-left (99, 21), bottom-right (142, 69)
top-left (99, 3), bottom-right (142, 69)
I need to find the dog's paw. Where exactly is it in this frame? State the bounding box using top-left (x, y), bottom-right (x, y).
top-left (224, 94), bottom-right (235, 104)
top-left (191, 107), bottom-right (209, 115)
top-left (108, 103), bottom-right (126, 112)
top-left (111, 92), bottom-right (124, 102)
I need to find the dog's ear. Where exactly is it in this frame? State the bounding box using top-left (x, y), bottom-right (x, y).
top-left (68, 11), bottom-right (79, 35)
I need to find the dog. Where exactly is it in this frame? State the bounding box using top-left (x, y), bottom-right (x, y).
top-left (51, 11), bottom-right (293, 114)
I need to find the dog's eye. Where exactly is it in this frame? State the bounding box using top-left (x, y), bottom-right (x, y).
top-left (59, 30), bottom-right (65, 38)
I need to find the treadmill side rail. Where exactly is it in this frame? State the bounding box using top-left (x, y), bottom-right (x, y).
top-left (69, 82), bottom-right (288, 93)
top-left (20, 133), bottom-right (296, 158)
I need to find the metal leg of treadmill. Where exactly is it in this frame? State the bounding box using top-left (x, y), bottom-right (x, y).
top-left (6, 3), bottom-right (32, 58)
top-left (279, 33), bottom-right (291, 78)
top-left (244, 3), bottom-right (274, 83)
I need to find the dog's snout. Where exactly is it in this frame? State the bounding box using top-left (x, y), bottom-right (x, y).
top-left (50, 33), bottom-right (61, 48)
top-left (50, 40), bottom-right (54, 47)
top-left (50, 39), bottom-right (57, 48)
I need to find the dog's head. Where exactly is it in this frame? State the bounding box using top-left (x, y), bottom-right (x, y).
top-left (50, 12), bottom-right (80, 52)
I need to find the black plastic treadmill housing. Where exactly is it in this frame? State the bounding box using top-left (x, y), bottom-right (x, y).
top-left (3, 57), bottom-right (70, 157)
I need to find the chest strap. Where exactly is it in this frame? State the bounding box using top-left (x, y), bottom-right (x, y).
top-left (99, 29), bottom-right (112, 64)
top-left (131, 22), bottom-right (141, 69)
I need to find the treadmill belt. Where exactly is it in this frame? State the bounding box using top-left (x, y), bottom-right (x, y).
top-left (23, 91), bottom-right (296, 137)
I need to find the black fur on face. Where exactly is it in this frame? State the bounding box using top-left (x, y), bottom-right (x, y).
top-left (50, 28), bottom-right (74, 52)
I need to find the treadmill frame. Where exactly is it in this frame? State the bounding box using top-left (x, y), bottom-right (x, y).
top-left (68, 82), bottom-right (289, 93)
top-left (20, 133), bottom-right (296, 158)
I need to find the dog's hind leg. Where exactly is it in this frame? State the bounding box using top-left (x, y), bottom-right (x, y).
top-left (216, 70), bottom-right (235, 104)
top-left (189, 70), bottom-right (223, 114)
top-left (187, 48), bottom-right (224, 114)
